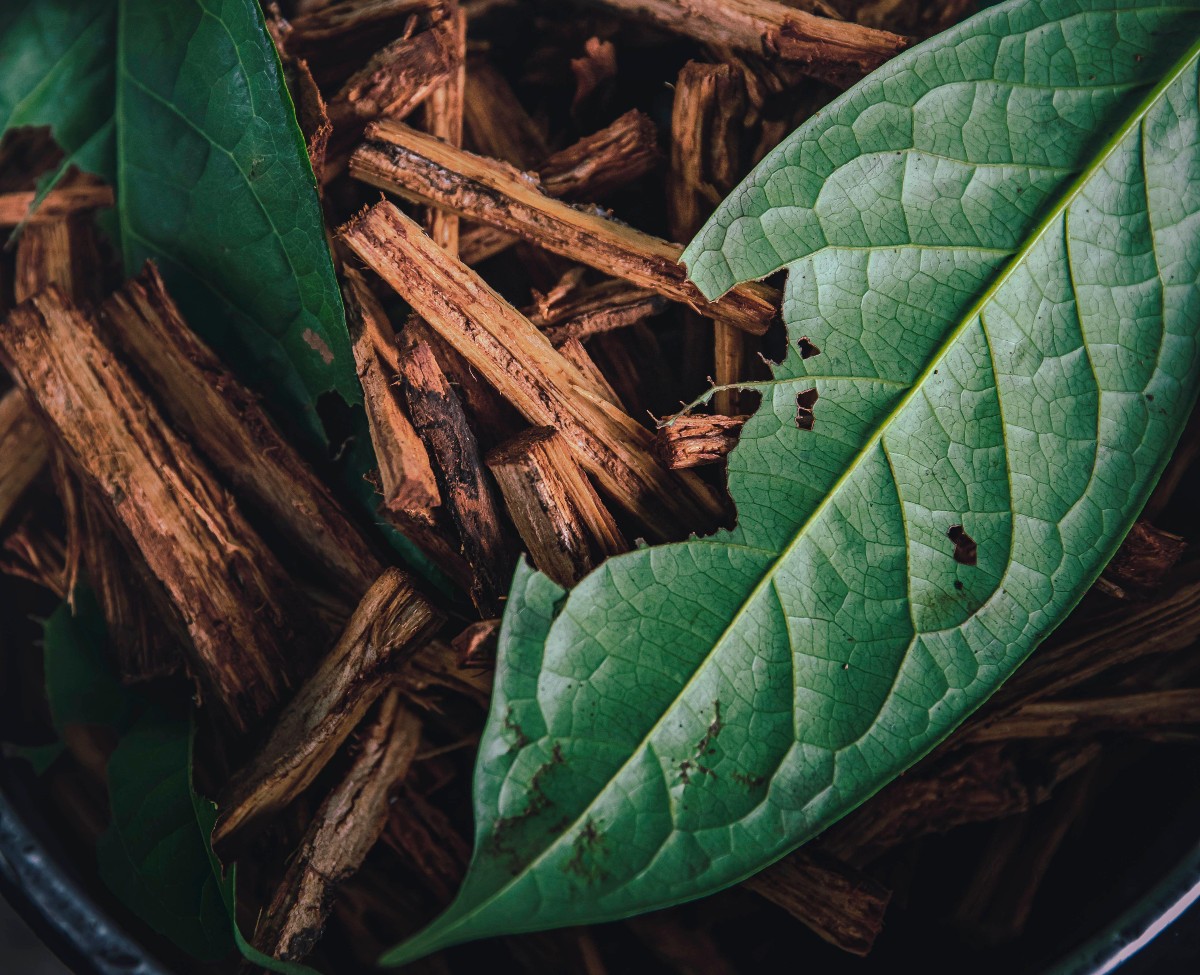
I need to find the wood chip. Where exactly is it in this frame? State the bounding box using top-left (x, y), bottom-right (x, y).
top-left (254, 690), bottom-right (423, 963)
top-left (0, 389), bottom-right (48, 530)
top-left (743, 849), bottom-right (892, 956)
top-left (656, 413), bottom-right (747, 469)
top-left (213, 568), bottom-right (443, 851)
top-left (487, 426), bottom-right (627, 587)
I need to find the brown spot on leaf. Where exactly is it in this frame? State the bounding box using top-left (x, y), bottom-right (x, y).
top-left (796, 336), bottom-right (821, 359)
top-left (564, 818), bottom-right (609, 884)
top-left (795, 388), bottom-right (819, 430)
top-left (302, 328), bottom-right (335, 365)
top-left (947, 525), bottom-right (977, 566)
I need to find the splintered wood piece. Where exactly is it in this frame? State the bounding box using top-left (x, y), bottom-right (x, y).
top-left (343, 268), bottom-right (440, 515)
top-left (0, 183), bottom-right (113, 227)
top-left (588, 0), bottom-right (908, 84)
top-left (1101, 520), bottom-right (1186, 595)
top-left (254, 690), bottom-right (422, 963)
top-left (284, 57), bottom-right (333, 183)
top-left (670, 61), bottom-right (748, 416)
top-left (399, 637), bottom-right (492, 707)
top-left (463, 59), bottom-right (550, 169)
top-left (288, 0), bottom-right (443, 63)
top-left (458, 110), bottom-right (666, 264)
top-left (554, 336), bottom-right (625, 409)
top-left (14, 214), bottom-right (107, 306)
top-left (450, 618), bottom-right (499, 669)
top-left (53, 453), bottom-right (181, 683)
top-left (325, 8), bottom-right (459, 171)
top-left (420, 4), bottom-right (467, 254)
top-left (0, 510), bottom-right (68, 598)
top-left (383, 786), bottom-right (471, 902)
top-left (821, 741), bottom-right (1102, 866)
top-left (397, 336), bottom-right (514, 616)
top-left (656, 413), bottom-right (747, 469)
top-left (339, 201), bottom-right (724, 536)
top-left (0, 290), bottom-right (300, 730)
top-left (0, 389), bottom-right (48, 529)
top-left (743, 850), bottom-right (892, 957)
top-left (528, 278), bottom-right (669, 344)
top-left (967, 689), bottom-right (1200, 743)
top-left (213, 568), bottom-right (442, 850)
top-left (350, 122), bottom-right (779, 336)
top-left (540, 109), bottom-right (662, 200)
top-left (487, 427), bottom-right (627, 588)
top-left (102, 264), bottom-right (382, 604)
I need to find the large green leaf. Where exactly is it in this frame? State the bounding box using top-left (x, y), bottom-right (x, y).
top-left (116, 0), bottom-right (357, 418)
top-left (384, 0), bottom-right (1200, 962)
top-left (0, 0), bottom-right (357, 432)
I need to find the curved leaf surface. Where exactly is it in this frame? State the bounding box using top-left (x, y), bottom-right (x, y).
top-left (117, 0), bottom-right (357, 417)
top-left (386, 0), bottom-right (1200, 962)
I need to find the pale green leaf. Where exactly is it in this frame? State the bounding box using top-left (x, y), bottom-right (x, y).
top-left (385, 0), bottom-right (1200, 962)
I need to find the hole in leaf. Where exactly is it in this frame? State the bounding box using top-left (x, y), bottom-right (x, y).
top-left (796, 336), bottom-right (821, 359)
top-left (947, 525), bottom-right (977, 566)
top-left (795, 388), bottom-right (818, 430)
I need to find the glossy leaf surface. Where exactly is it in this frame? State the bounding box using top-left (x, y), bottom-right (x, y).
top-left (386, 0), bottom-right (1200, 962)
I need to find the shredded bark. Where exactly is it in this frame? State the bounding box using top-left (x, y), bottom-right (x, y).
top-left (657, 413), bottom-right (748, 469)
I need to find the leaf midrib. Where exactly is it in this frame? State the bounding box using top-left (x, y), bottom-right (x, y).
top-left (393, 28), bottom-right (1200, 958)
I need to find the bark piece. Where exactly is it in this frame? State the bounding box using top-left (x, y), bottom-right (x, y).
top-left (586, 0), bottom-right (908, 84)
top-left (0, 183), bottom-right (113, 227)
top-left (0, 290), bottom-right (301, 731)
top-left (656, 413), bottom-right (747, 469)
top-left (487, 427), bottom-right (627, 588)
top-left (821, 741), bottom-right (1102, 866)
top-left (325, 9), bottom-right (459, 172)
top-left (53, 453), bottom-right (181, 683)
top-left (967, 689), bottom-right (1200, 743)
top-left (397, 336), bottom-right (515, 617)
top-left (529, 279), bottom-right (669, 345)
top-left (743, 850), bottom-right (892, 956)
top-left (254, 690), bottom-right (422, 963)
top-left (101, 264), bottom-right (382, 605)
top-left (539, 110), bottom-right (662, 201)
top-left (570, 36), bottom-right (618, 110)
top-left (350, 121), bottom-right (779, 336)
top-left (383, 786), bottom-right (471, 902)
top-left (288, 0), bottom-right (443, 68)
top-left (463, 59), bottom-right (550, 169)
top-left (284, 57), bottom-right (333, 183)
top-left (0, 389), bottom-right (48, 529)
top-left (670, 61), bottom-right (748, 416)
top-left (1102, 520), bottom-right (1187, 596)
top-left (213, 568), bottom-right (443, 850)
top-left (343, 268), bottom-right (440, 515)
top-left (14, 214), bottom-right (107, 306)
top-left (450, 618), bottom-right (499, 669)
top-left (554, 336), bottom-right (624, 410)
top-left (339, 201), bottom-right (724, 537)
top-left (420, 4), bottom-right (468, 254)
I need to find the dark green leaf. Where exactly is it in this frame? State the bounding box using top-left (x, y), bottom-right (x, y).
top-left (385, 0), bottom-right (1200, 961)
top-left (116, 0), bottom-right (357, 425)
top-left (0, 1), bottom-right (115, 200)
top-left (0, 0), bottom-right (357, 436)
top-left (98, 709), bottom-right (234, 962)
top-left (42, 591), bottom-right (133, 736)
